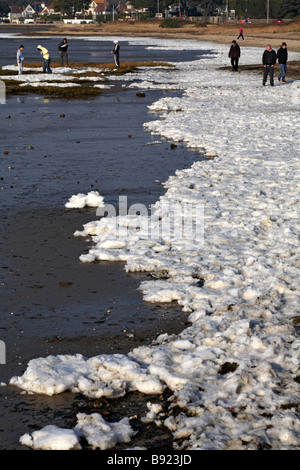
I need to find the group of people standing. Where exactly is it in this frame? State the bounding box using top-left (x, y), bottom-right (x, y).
top-left (17, 38), bottom-right (69, 75)
top-left (228, 37), bottom-right (288, 86)
top-left (263, 42), bottom-right (288, 85)
top-left (16, 39), bottom-right (121, 75)
top-left (17, 35), bottom-right (288, 87)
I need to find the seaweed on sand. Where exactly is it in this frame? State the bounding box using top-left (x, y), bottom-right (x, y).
top-left (0, 61), bottom-right (174, 100)
top-left (20, 84), bottom-right (102, 99)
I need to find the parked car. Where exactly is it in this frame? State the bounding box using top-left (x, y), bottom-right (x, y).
top-left (272, 19), bottom-right (284, 23)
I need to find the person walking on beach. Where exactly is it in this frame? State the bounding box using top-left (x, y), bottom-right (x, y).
top-left (228, 40), bottom-right (240, 71)
top-left (111, 40), bottom-right (120, 69)
top-left (237, 27), bottom-right (244, 40)
top-left (277, 42), bottom-right (288, 83)
top-left (16, 45), bottom-right (24, 75)
top-left (58, 38), bottom-right (69, 66)
top-left (262, 44), bottom-right (277, 86)
top-left (37, 45), bottom-right (52, 74)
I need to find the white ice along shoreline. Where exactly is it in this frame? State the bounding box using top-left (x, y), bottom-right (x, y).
top-left (10, 40), bottom-right (300, 450)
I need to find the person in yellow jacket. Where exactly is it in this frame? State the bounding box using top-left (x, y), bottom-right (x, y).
top-left (37, 45), bottom-right (52, 74)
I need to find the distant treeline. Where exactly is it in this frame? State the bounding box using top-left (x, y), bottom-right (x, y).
top-left (1, 0), bottom-right (299, 19)
top-left (132, 0), bottom-right (299, 19)
top-left (222, 0), bottom-right (300, 19)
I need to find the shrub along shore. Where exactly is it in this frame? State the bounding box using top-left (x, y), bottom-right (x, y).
top-left (3, 18), bottom-right (300, 51)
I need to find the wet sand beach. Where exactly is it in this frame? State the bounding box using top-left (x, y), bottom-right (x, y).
top-left (1, 207), bottom-right (191, 450)
top-left (0, 64), bottom-right (201, 448)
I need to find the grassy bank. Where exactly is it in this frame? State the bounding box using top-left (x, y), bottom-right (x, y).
top-left (0, 60), bottom-right (174, 99)
top-left (2, 17), bottom-right (300, 51)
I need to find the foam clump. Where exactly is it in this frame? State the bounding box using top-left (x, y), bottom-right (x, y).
top-left (65, 191), bottom-right (104, 208)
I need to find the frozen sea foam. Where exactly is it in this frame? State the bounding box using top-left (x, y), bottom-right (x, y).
top-left (65, 191), bottom-right (105, 209)
top-left (10, 39), bottom-right (300, 450)
top-left (20, 425), bottom-right (82, 450)
top-left (19, 413), bottom-right (136, 450)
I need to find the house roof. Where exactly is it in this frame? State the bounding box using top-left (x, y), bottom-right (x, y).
top-left (94, 3), bottom-right (112, 12)
top-left (42, 2), bottom-right (54, 8)
top-left (10, 6), bottom-right (24, 13)
top-left (117, 1), bottom-right (137, 13)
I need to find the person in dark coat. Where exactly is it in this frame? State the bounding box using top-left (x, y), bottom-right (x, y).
top-left (228, 40), bottom-right (240, 71)
top-left (111, 40), bottom-right (120, 69)
top-left (58, 38), bottom-right (68, 66)
top-left (262, 44), bottom-right (277, 86)
top-left (277, 42), bottom-right (288, 82)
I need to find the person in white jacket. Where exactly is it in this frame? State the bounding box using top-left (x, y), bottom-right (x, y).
top-left (17, 45), bottom-right (24, 75)
top-left (111, 40), bottom-right (120, 69)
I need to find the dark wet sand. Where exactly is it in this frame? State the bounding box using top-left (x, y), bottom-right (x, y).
top-left (1, 207), bottom-right (190, 380)
top-left (0, 89), bottom-right (199, 385)
top-left (0, 208), bottom-right (190, 450)
top-left (0, 84), bottom-right (201, 449)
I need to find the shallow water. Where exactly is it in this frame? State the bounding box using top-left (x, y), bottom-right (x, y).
top-left (0, 88), bottom-right (201, 372)
top-left (1, 92), bottom-right (198, 209)
top-left (0, 39), bottom-right (208, 449)
top-left (0, 31), bottom-right (211, 66)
